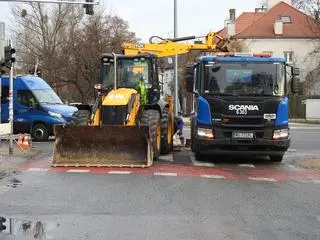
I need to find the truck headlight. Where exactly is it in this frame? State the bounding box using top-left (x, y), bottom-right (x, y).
top-left (197, 127), bottom-right (214, 138)
top-left (48, 111), bottom-right (63, 118)
top-left (273, 128), bottom-right (289, 139)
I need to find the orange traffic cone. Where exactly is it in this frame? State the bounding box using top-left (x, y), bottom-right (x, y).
top-left (17, 134), bottom-right (23, 148)
top-left (22, 134), bottom-right (31, 149)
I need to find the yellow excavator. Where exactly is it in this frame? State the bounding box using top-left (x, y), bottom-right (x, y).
top-left (52, 31), bottom-right (236, 167)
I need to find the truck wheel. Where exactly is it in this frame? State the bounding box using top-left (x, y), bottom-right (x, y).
top-left (195, 152), bottom-right (205, 161)
top-left (32, 124), bottom-right (49, 142)
top-left (270, 155), bottom-right (283, 162)
top-left (160, 108), bottom-right (173, 154)
top-left (141, 109), bottom-right (161, 159)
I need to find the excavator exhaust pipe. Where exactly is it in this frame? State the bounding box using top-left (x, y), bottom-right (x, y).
top-left (52, 125), bottom-right (153, 168)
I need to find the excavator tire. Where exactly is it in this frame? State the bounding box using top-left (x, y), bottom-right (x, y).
top-left (160, 108), bottom-right (173, 154)
top-left (140, 109), bottom-right (161, 160)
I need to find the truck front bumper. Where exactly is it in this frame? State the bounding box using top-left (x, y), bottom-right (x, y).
top-left (193, 137), bottom-right (290, 156)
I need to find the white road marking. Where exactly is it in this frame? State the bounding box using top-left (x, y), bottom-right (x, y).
top-left (159, 154), bottom-right (174, 162)
top-left (200, 175), bottom-right (226, 179)
top-left (153, 172), bottom-right (177, 177)
top-left (238, 164), bottom-right (255, 168)
top-left (27, 168), bottom-right (49, 172)
top-left (248, 177), bottom-right (277, 182)
top-left (287, 149), bottom-right (297, 152)
top-left (67, 169), bottom-right (90, 173)
top-left (286, 165), bottom-right (301, 171)
top-left (108, 171), bottom-right (131, 175)
top-left (190, 156), bottom-right (215, 167)
top-left (312, 180), bottom-right (320, 184)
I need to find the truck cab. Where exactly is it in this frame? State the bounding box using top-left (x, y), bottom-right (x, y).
top-left (1, 75), bottom-right (78, 141)
top-left (186, 52), bottom-right (300, 162)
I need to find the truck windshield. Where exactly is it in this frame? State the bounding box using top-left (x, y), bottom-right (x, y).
top-left (202, 62), bottom-right (285, 96)
top-left (100, 58), bottom-right (149, 88)
top-left (32, 89), bottom-right (63, 104)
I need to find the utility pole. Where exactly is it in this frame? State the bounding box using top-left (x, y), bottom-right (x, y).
top-left (9, 63), bottom-right (13, 154)
top-left (174, 0), bottom-right (178, 117)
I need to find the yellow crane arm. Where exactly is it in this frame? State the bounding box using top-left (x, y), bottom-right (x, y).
top-left (122, 32), bottom-right (227, 57)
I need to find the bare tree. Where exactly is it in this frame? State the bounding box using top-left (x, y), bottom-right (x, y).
top-left (11, 3), bottom-right (137, 102)
top-left (293, 0), bottom-right (320, 20)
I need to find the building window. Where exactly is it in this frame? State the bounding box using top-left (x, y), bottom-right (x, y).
top-left (284, 51), bottom-right (294, 63)
top-left (280, 15), bottom-right (292, 23)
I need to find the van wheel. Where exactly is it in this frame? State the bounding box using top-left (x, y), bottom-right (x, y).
top-left (32, 124), bottom-right (49, 142)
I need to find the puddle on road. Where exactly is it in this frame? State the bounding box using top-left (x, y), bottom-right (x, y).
top-left (5, 177), bottom-right (22, 189)
top-left (0, 216), bottom-right (59, 239)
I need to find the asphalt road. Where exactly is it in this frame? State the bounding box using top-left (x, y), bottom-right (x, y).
top-left (0, 172), bottom-right (320, 239)
top-left (0, 123), bottom-right (319, 239)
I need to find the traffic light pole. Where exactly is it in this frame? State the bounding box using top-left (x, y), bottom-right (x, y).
top-left (9, 65), bottom-right (13, 154)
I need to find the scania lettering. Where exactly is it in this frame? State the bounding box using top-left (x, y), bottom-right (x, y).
top-left (229, 105), bottom-right (259, 111)
top-left (186, 53), bottom-right (301, 162)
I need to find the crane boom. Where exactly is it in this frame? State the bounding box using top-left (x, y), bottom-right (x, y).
top-left (122, 32), bottom-right (230, 57)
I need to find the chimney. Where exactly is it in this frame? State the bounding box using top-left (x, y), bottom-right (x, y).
top-left (227, 22), bottom-right (236, 38)
top-left (268, 0), bottom-right (292, 9)
top-left (274, 20), bottom-right (283, 35)
top-left (0, 22), bottom-right (5, 40)
top-left (229, 9), bottom-right (236, 21)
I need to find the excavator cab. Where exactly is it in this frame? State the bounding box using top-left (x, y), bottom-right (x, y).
top-left (52, 53), bottom-right (173, 168)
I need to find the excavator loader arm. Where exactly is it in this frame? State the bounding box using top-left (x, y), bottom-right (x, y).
top-left (122, 32), bottom-right (235, 57)
top-left (52, 125), bottom-right (153, 167)
top-left (52, 88), bottom-right (153, 168)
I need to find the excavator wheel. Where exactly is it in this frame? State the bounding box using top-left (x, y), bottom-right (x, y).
top-left (160, 108), bottom-right (173, 154)
top-left (141, 109), bottom-right (161, 160)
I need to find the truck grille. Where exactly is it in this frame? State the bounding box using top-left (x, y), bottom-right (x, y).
top-left (221, 115), bottom-right (264, 127)
top-left (101, 105), bottom-right (127, 125)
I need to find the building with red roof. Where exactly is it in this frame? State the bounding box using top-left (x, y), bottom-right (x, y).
top-left (218, 0), bottom-right (320, 94)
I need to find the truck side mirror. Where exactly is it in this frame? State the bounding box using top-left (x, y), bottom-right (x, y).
top-left (292, 67), bottom-right (300, 76)
top-left (185, 65), bottom-right (194, 93)
top-left (291, 76), bottom-right (300, 94)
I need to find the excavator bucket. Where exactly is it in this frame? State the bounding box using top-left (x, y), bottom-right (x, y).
top-left (52, 125), bottom-right (153, 168)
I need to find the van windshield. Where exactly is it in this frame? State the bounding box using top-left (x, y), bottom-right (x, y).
top-left (32, 89), bottom-right (63, 104)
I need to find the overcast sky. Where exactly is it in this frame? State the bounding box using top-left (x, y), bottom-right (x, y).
top-left (0, 0), bottom-right (262, 42)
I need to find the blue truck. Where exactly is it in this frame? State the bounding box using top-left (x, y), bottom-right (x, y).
top-left (186, 52), bottom-right (300, 162)
top-left (1, 75), bottom-right (78, 141)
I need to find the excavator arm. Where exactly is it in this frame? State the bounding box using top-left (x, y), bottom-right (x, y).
top-left (122, 32), bottom-right (232, 57)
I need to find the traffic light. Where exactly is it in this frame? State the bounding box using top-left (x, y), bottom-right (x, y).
top-left (4, 45), bottom-right (16, 68)
top-left (0, 217), bottom-right (6, 232)
top-left (83, 0), bottom-right (94, 15)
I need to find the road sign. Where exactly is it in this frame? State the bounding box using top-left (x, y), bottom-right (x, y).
top-left (0, 123), bottom-right (10, 136)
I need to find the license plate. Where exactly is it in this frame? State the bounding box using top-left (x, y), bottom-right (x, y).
top-left (232, 132), bottom-right (254, 139)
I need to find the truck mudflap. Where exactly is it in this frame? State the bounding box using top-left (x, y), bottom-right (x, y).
top-left (52, 125), bottom-right (153, 167)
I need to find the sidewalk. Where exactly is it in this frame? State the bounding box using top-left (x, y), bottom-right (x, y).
top-left (0, 144), bottom-right (40, 174)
